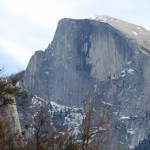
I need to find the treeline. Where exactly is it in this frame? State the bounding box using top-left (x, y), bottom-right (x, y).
top-left (0, 74), bottom-right (111, 150)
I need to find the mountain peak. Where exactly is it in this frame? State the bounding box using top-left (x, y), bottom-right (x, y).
top-left (23, 17), bottom-right (150, 149)
top-left (92, 15), bottom-right (150, 51)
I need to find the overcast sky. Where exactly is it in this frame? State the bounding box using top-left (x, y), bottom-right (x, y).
top-left (0, 0), bottom-right (150, 75)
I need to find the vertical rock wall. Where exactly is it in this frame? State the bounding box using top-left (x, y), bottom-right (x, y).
top-left (24, 19), bottom-right (134, 106)
top-left (23, 17), bottom-right (150, 149)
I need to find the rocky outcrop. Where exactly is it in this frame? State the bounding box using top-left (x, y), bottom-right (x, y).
top-left (0, 100), bottom-right (24, 149)
top-left (23, 16), bottom-right (150, 149)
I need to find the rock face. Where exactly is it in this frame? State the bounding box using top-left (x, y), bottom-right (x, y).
top-left (23, 16), bottom-right (150, 149)
top-left (0, 100), bottom-right (23, 149)
top-left (24, 17), bottom-right (135, 105)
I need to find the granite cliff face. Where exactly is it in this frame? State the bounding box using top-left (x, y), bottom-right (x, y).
top-left (24, 17), bottom-right (136, 105)
top-left (23, 16), bottom-right (150, 149)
